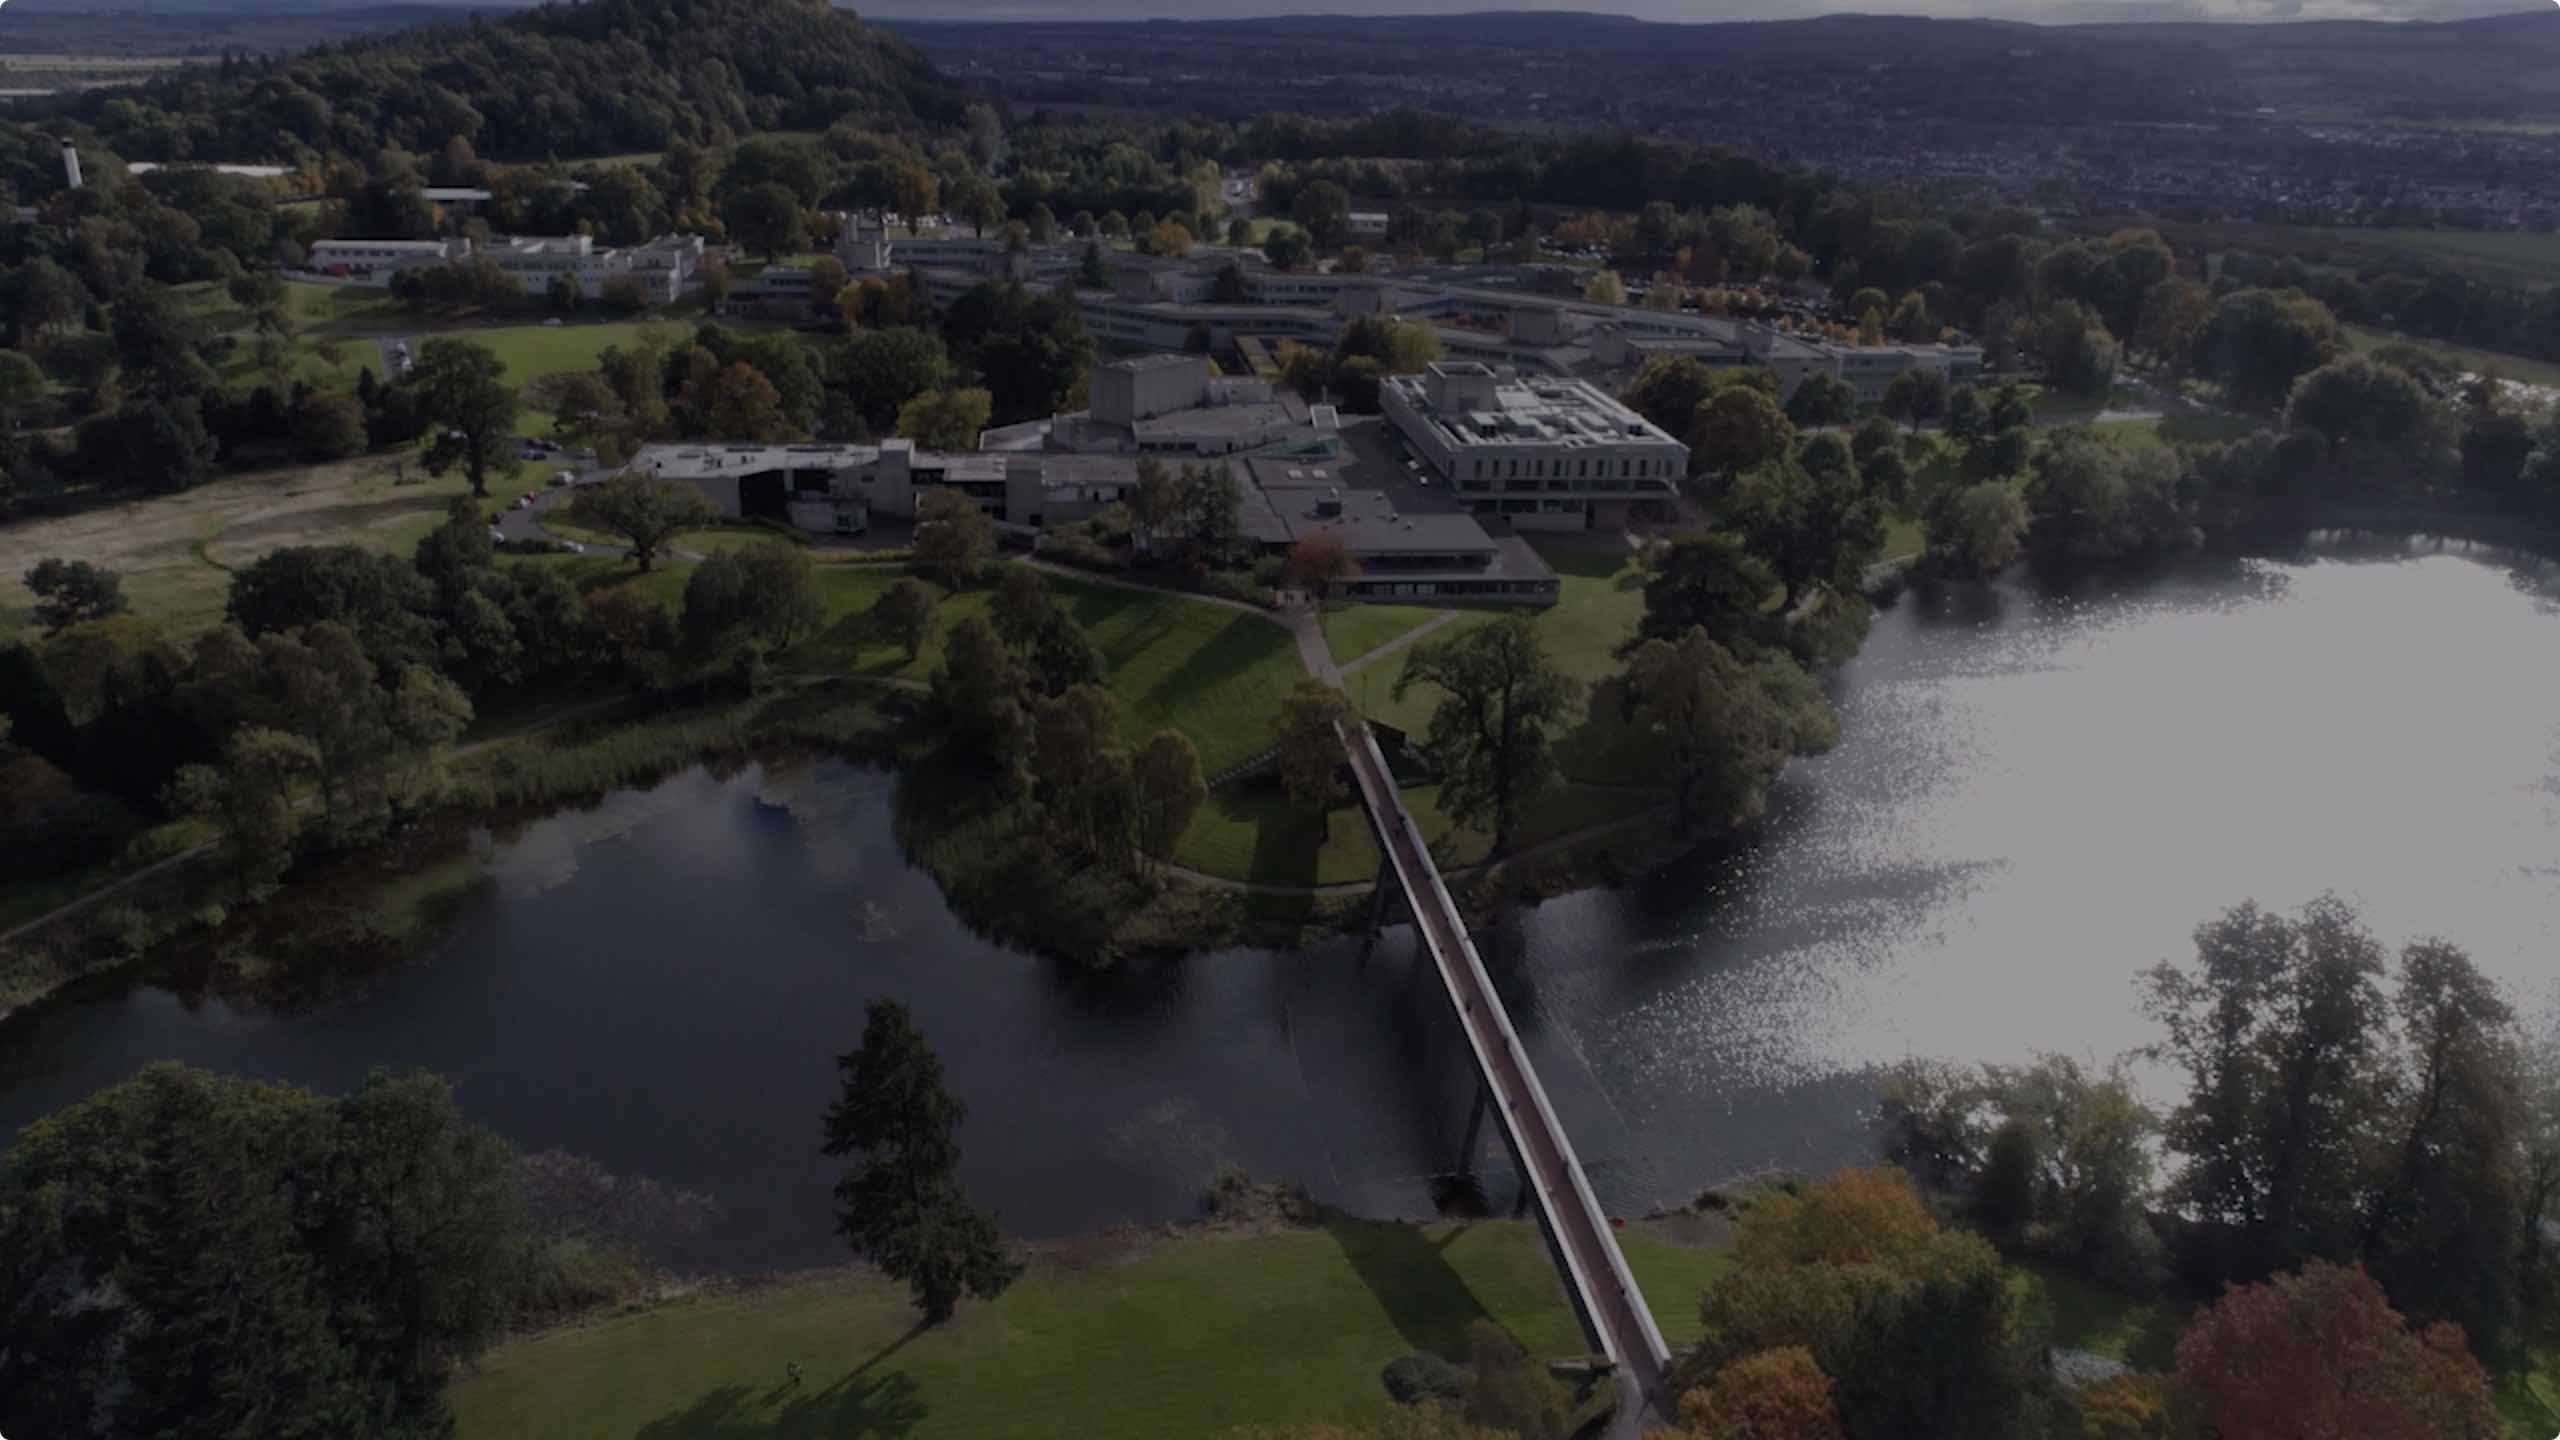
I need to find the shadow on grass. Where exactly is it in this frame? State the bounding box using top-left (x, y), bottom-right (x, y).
top-left (629, 1370), bottom-right (925, 1439)
top-left (1323, 1213), bottom-right (1500, 1360)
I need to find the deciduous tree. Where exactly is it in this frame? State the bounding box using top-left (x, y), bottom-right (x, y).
top-left (569, 472), bottom-right (717, 574)
top-left (2173, 1262), bottom-right (2498, 1440)
top-left (873, 577), bottom-right (937, 661)
top-left (1394, 616), bottom-right (1570, 856)
top-left (23, 558), bottom-right (126, 633)
top-left (1275, 679), bottom-right (1354, 837)
top-left (912, 487), bottom-right (995, 588)
top-left (409, 338), bottom-right (520, 499)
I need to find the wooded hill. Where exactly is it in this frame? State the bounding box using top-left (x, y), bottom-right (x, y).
top-left (24, 0), bottom-right (968, 168)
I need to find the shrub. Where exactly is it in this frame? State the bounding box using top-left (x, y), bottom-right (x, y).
top-left (1382, 1352), bottom-right (1475, 1407)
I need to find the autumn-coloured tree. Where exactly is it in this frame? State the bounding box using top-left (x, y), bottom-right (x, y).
top-left (1274, 679), bottom-right (1354, 837)
top-left (1670, 1346), bottom-right (1844, 1440)
top-left (1287, 531), bottom-right (1360, 597)
top-left (703, 361), bottom-right (793, 442)
top-left (1688, 1168), bottom-right (2046, 1440)
top-left (2173, 1262), bottom-right (2498, 1440)
top-left (2073, 1373), bottom-right (2173, 1440)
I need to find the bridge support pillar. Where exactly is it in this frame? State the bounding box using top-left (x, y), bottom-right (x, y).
top-left (1457, 1081), bottom-right (1489, 1177)
top-left (1358, 853), bottom-right (1404, 959)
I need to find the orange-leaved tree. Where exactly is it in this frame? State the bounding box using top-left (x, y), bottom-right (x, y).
top-left (2173, 1261), bottom-right (2498, 1440)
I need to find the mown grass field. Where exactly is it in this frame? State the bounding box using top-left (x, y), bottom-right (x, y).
top-left (1344, 537), bottom-right (1649, 787)
top-left (2345, 322), bottom-right (2560, 390)
top-left (2179, 220), bottom-right (2560, 292)
top-left (449, 1218), bottom-right (1726, 1440)
top-left (0, 457), bottom-right (491, 642)
top-left (1319, 602), bottom-right (1446, 667)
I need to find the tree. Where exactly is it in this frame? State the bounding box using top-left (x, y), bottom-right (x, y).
top-left (683, 543), bottom-right (824, 654)
top-left (1291, 180), bottom-right (1352, 250)
top-left (913, 487), bottom-right (995, 588)
top-left (1879, 368), bottom-right (1950, 433)
top-left (1691, 1168), bottom-right (2049, 1440)
top-left (2197, 287), bottom-right (2344, 414)
top-left (296, 386), bottom-right (370, 461)
top-left (1694, 386), bottom-right (1795, 489)
top-left (1394, 616), bottom-right (1570, 856)
top-left (569, 472), bottom-right (717, 574)
top-left (1784, 372), bottom-right (1857, 429)
top-left (839, 327), bottom-right (952, 430)
top-left (2284, 356), bottom-right (2449, 486)
top-left (2142, 897), bottom-right (2392, 1280)
top-left (890, 162), bottom-right (938, 231)
top-left (1131, 729), bottom-right (1205, 867)
top-left (1622, 355), bottom-right (1717, 439)
top-left (1032, 682), bottom-right (1135, 861)
top-left (873, 577), bottom-right (937, 661)
top-left (169, 725), bottom-right (317, 897)
top-left (1669, 1347), bottom-right (1845, 1440)
top-left (1583, 269), bottom-right (1628, 306)
top-left (896, 386), bottom-right (993, 451)
top-left (259, 620), bottom-right (395, 839)
top-left (1623, 626), bottom-right (1835, 833)
top-left (1636, 531), bottom-right (1782, 653)
top-left (2359, 939), bottom-right (2525, 1355)
top-left (930, 616), bottom-right (1030, 766)
top-left (0, 1064), bottom-right (526, 1440)
top-left (409, 338), bottom-right (520, 499)
top-left (700, 361), bottom-right (795, 443)
top-left (722, 183), bottom-right (806, 262)
top-left (1077, 240), bottom-right (1111, 288)
top-left (1925, 480), bottom-right (2030, 577)
top-left (24, 558), bottom-right (127, 632)
top-left (823, 998), bottom-right (1024, 1324)
top-left (1287, 532), bottom-right (1361, 597)
top-left (388, 663), bottom-right (473, 799)
top-left (2173, 1262), bottom-right (2498, 1440)
top-left (1275, 679), bottom-right (1354, 836)
top-left (2135, 278), bottom-right (2214, 371)
top-left (1462, 1321), bottom-right (1570, 1440)
top-left (1264, 224), bottom-right (1312, 271)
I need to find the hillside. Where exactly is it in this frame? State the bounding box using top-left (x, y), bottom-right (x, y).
top-left (20, 0), bottom-right (967, 166)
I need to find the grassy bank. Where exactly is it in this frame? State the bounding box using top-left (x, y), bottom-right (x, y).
top-left (450, 1216), bottom-right (1726, 1440)
top-left (601, 560), bottom-right (1304, 776)
top-left (1344, 538), bottom-right (1649, 787)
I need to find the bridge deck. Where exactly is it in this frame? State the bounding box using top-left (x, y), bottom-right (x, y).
top-left (1337, 719), bottom-right (1673, 1415)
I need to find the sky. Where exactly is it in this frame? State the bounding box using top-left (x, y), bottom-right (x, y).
top-left (857, 0), bottom-right (2543, 24)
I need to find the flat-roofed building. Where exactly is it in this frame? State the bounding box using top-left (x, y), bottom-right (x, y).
top-left (1249, 478), bottom-right (1556, 605)
top-left (1381, 362), bottom-right (1685, 532)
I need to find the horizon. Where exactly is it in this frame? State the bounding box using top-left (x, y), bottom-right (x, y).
top-left (11, 0), bottom-right (2554, 26)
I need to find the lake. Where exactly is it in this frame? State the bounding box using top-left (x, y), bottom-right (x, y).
top-left (5, 538), bottom-right (2556, 1271)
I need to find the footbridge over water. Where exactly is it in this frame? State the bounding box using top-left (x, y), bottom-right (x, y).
top-left (1336, 717), bottom-right (1675, 1425)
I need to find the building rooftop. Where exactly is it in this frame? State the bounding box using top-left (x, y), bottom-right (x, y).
top-left (1389, 373), bottom-right (1678, 450)
top-left (1265, 485), bottom-right (1498, 555)
top-left (1103, 352), bottom-right (1203, 374)
top-left (634, 444), bottom-right (885, 480)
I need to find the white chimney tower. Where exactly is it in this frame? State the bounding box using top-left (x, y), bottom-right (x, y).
top-left (59, 138), bottom-right (82, 191)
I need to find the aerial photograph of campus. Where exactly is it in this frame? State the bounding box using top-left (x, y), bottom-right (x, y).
top-left (1, 0), bottom-right (2558, 1434)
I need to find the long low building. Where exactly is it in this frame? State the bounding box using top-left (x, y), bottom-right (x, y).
top-left (308, 232), bottom-right (703, 303)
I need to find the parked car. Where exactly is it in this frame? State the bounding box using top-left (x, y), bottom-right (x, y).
top-left (548, 471), bottom-right (575, 487)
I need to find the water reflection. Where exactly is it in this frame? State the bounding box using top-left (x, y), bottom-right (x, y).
top-left (2, 545), bottom-right (2556, 1271)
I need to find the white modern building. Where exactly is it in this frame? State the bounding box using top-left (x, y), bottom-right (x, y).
top-left (307, 232), bottom-right (703, 303)
top-left (1381, 362), bottom-right (1687, 532)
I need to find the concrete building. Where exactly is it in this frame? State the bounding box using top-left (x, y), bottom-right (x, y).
top-left (979, 353), bottom-right (1307, 459)
top-left (1238, 464), bottom-right (1556, 605)
top-left (629, 442), bottom-right (1144, 539)
top-left (1380, 362), bottom-right (1686, 532)
top-left (307, 232), bottom-right (702, 302)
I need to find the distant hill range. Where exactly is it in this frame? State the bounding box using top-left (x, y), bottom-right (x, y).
top-left (879, 7), bottom-right (2560, 125)
top-left (3, 0), bottom-right (966, 165)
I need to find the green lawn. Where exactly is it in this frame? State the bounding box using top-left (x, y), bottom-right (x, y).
top-left (1172, 777), bottom-right (1660, 887)
top-left (2345, 323), bottom-right (2560, 390)
top-left (449, 1218), bottom-right (1725, 1440)
top-left (601, 561), bottom-right (1302, 776)
top-left (1319, 603), bottom-right (1447, 667)
top-left (1345, 538), bottom-right (1648, 786)
top-left (472, 322), bottom-right (655, 392)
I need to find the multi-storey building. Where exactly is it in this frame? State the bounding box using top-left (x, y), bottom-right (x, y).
top-left (1380, 362), bottom-right (1686, 532)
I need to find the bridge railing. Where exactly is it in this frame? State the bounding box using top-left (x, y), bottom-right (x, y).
top-left (1338, 719), bottom-right (1673, 1386)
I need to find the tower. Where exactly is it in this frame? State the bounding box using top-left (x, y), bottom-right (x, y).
top-left (59, 138), bottom-right (82, 191)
